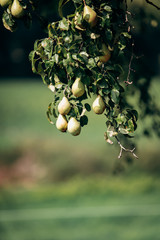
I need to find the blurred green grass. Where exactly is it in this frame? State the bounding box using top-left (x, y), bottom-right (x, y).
top-left (0, 175), bottom-right (160, 240)
top-left (0, 79), bottom-right (160, 240)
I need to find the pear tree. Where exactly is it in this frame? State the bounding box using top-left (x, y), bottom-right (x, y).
top-left (1, 0), bottom-right (159, 158)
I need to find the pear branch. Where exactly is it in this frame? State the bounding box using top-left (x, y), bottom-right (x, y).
top-left (145, 0), bottom-right (160, 10)
top-left (115, 136), bottom-right (138, 159)
top-left (125, 42), bottom-right (135, 86)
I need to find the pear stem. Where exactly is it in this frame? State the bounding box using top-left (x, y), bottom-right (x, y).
top-left (83, 0), bottom-right (86, 6)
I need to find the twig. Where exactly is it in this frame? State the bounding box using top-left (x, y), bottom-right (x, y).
top-left (124, 42), bottom-right (134, 86)
top-left (145, 0), bottom-right (160, 10)
top-left (82, 0), bottom-right (86, 6)
top-left (78, 42), bottom-right (84, 53)
top-left (115, 136), bottom-right (138, 159)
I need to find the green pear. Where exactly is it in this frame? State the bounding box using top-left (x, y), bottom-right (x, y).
top-left (56, 114), bottom-right (68, 132)
top-left (99, 44), bottom-right (111, 63)
top-left (83, 5), bottom-right (97, 27)
top-left (92, 95), bottom-right (105, 114)
top-left (72, 78), bottom-right (85, 98)
top-left (58, 96), bottom-right (71, 115)
top-left (67, 117), bottom-right (81, 136)
top-left (0, 0), bottom-right (11, 8)
top-left (11, 0), bottom-right (24, 18)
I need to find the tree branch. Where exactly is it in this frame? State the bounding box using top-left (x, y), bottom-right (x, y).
top-left (124, 42), bottom-right (134, 86)
top-left (145, 0), bottom-right (160, 10)
top-left (115, 136), bottom-right (138, 159)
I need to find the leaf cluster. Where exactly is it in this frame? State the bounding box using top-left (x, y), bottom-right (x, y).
top-left (29, 0), bottom-right (138, 141)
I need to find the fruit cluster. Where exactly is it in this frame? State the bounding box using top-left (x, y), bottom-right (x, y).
top-left (0, 0), bottom-right (32, 32)
top-left (28, 0), bottom-right (138, 142)
top-left (55, 79), bottom-right (106, 136)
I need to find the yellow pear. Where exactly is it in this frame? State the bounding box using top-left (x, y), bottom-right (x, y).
top-left (11, 0), bottom-right (24, 18)
top-left (72, 78), bottom-right (85, 98)
top-left (99, 44), bottom-right (111, 63)
top-left (56, 114), bottom-right (68, 132)
top-left (58, 96), bottom-right (71, 115)
top-left (67, 117), bottom-right (81, 136)
top-left (92, 95), bottom-right (105, 114)
top-left (83, 5), bottom-right (97, 27)
top-left (0, 0), bottom-right (11, 8)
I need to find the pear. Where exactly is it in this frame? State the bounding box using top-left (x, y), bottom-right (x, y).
top-left (99, 44), bottom-right (111, 63)
top-left (0, 0), bottom-right (11, 8)
top-left (83, 5), bottom-right (97, 27)
top-left (58, 96), bottom-right (71, 115)
top-left (92, 95), bottom-right (105, 114)
top-left (67, 117), bottom-right (81, 136)
top-left (72, 78), bottom-right (85, 98)
top-left (11, 0), bottom-right (24, 18)
top-left (56, 114), bottom-right (68, 132)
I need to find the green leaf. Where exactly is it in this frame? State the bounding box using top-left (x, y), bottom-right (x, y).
top-left (122, 32), bottom-right (131, 39)
top-left (59, 18), bottom-right (69, 31)
top-left (104, 132), bottom-right (113, 144)
top-left (118, 126), bottom-right (129, 135)
top-left (127, 119), bottom-right (135, 133)
top-left (116, 114), bottom-right (126, 125)
top-left (107, 126), bottom-right (118, 137)
top-left (98, 79), bottom-right (108, 88)
top-left (104, 5), bottom-right (112, 12)
top-left (81, 75), bottom-right (90, 86)
top-left (58, 0), bottom-right (71, 18)
top-left (46, 102), bottom-right (58, 125)
top-left (111, 89), bottom-right (120, 104)
top-left (84, 103), bottom-right (91, 112)
top-left (53, 54), bottom-right (59, 64)
top-left (80, 115), bottom-right (88, 127)
top-left (131, 110), bottom-right (138, 121)
top-left (2, 11), bottom-right (17, 32)
top-left (87, 58), bottom-right (97, 69)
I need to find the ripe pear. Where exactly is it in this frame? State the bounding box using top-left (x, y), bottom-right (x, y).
top-left (11, 0), bottom-right (24, 18)
top-left (83, 5), bottom-right (97, 27)
top-left (67, 117), bottom-right (81, 136)
top-left (0, 0), bottom-right (11, 8)
top-left (58, 96), bottom-right (71, 115)
top-left (56, 114), bottom-right (68, 132)
top-left (92, 95), bottom-right (105, 114)
top-left (72, 78), bottom-right (85, 98)
top-left (99, 44), bottom-right (111, 63)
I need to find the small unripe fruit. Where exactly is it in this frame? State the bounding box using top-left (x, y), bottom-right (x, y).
top-left (0, 0), bottom-right (11, 8)
top-left (58, 96), bottom-right (71, 115)
top-left (92, 95), bottom-right (105, 114)
top-left (83, 5), bottom-right (97, 27)
top-left (56, 114), bottom-right (68, 132)
top-left (11, 0), bottom-right (24, 18)
top-left (67, 117), bottom-right (81, 136)
top-left (99, 44), bottom-right (111, 63)
top-left (72, 78), bottom-right (85, 98)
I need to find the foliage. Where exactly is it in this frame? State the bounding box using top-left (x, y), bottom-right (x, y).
top-left (0, 0), bottom-right (159, 157)
top-left (28, 0), bottom-right (139, 155)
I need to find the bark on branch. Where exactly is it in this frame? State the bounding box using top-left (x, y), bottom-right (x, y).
top-left (145, 0), bottom-right (160, 10)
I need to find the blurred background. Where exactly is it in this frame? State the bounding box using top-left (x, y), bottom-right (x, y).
top-left (0, 0), bottom-right (160, 239)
